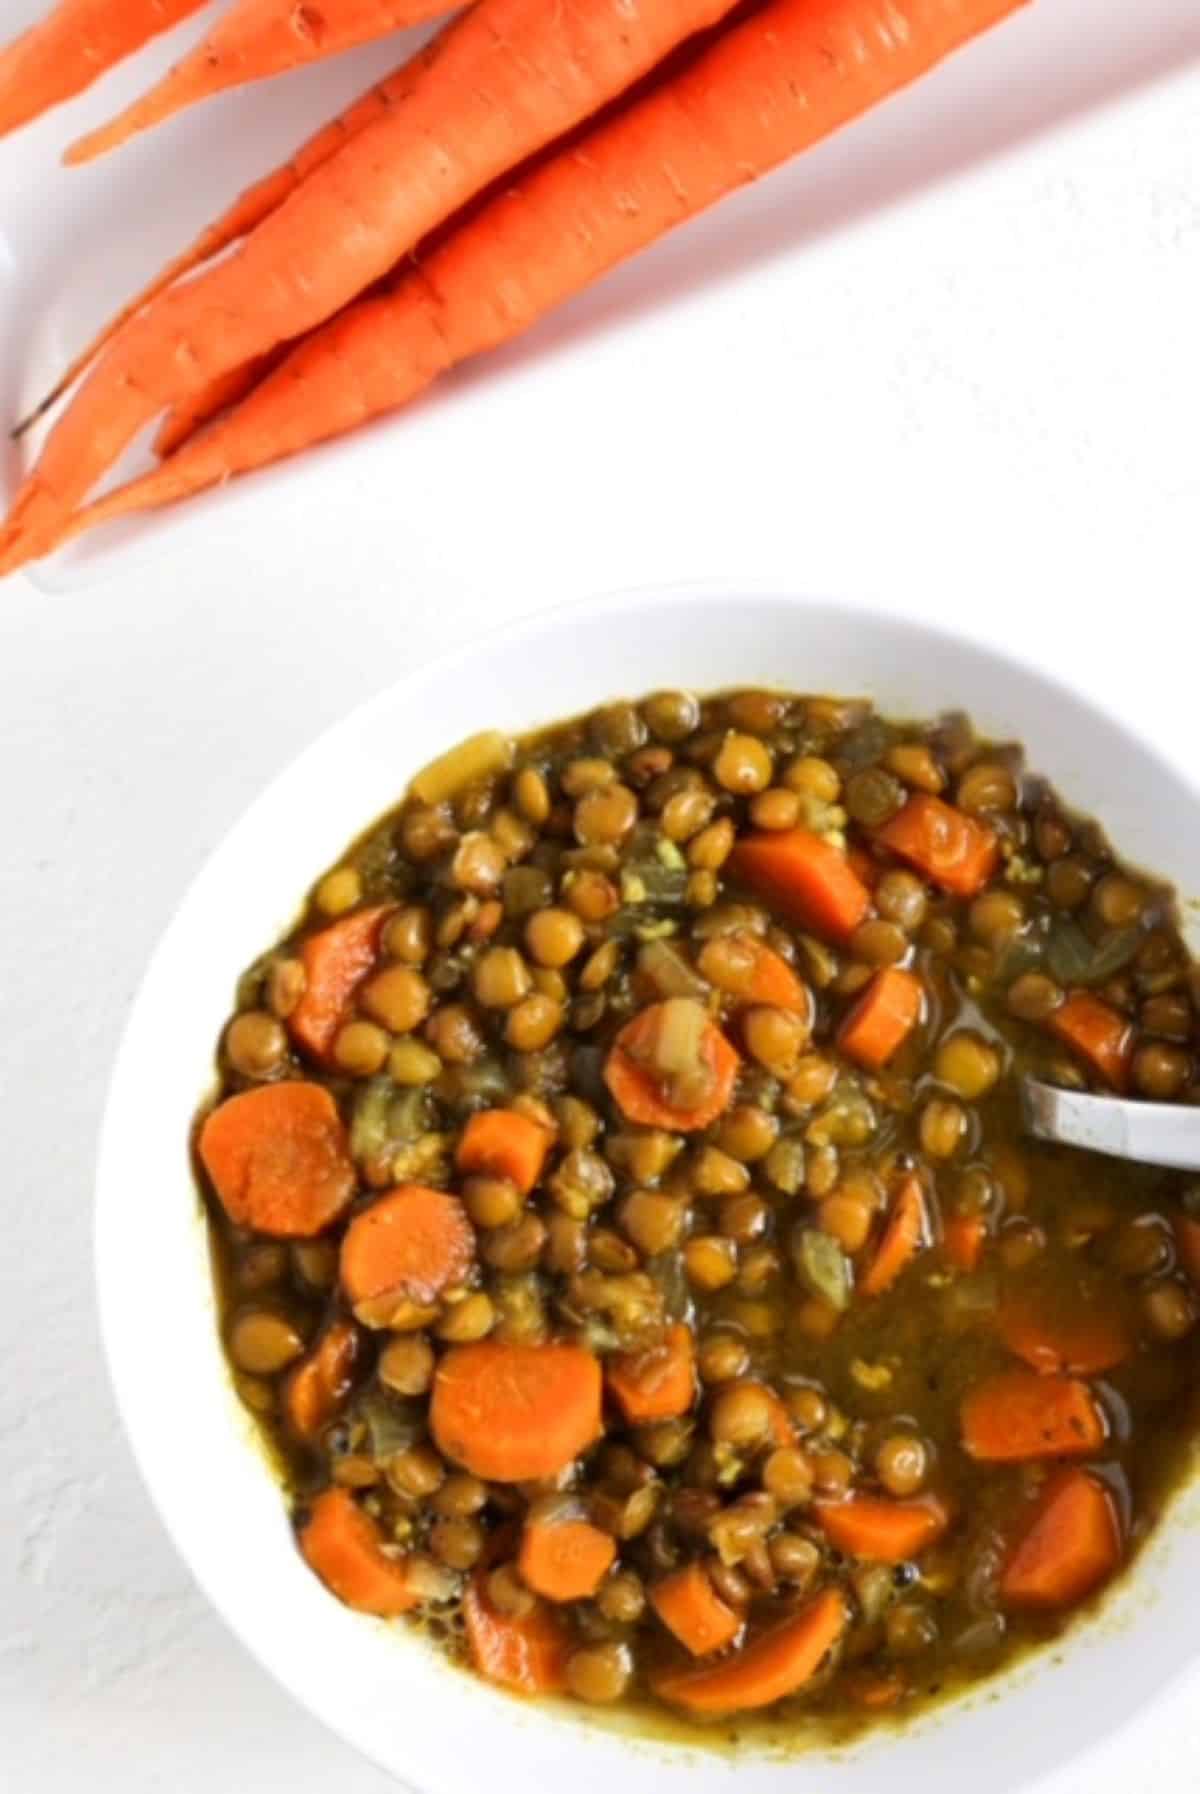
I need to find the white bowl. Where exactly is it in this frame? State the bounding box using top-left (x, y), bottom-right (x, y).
top-left (97, 582), bottom-right (1200, 1794)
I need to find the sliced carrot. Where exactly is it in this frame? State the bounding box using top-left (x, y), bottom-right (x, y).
top-left (431, 1340), bottom-right (603, 1482)
top-left (456, 1108), bottom-right (551, 1195)
top-left (299, 1487), bottom-right (419, 1616)
top-left (604, 1003), bottom-right (739, 1132)
top-left (846, 844), bottom-right (879, 889)
top-left (960, 1369), bottom-right (1107, 1463)
top-left (654, 1586), bottom-right (848, 1716)
top-left (697, 931), bottom-right (810, 1011)
top-left (875, 794), bottom-right (1000, 897)
top-left (284, 1318), bottom-right (360, 1440)
top-left (837, 967), bottom-right (924, 1070)
top-left (650, 1561), bottom-right (743, 1656)
top-left (999, 1290), bottom-right (1132, 1376)
top-left (1175, 1216), bottom-right (1200, 1286)
top-left (815, 1494), bottom-right (949, 1564)
top-left (607, 1322), bottom-right (696, 1425)
top-left (518, 1516), bottom-right (616, 1603)
top-left (728, 830), bottom-right (871, 943)
top-left (1048, 993), bottom-right (1133, 1092)
top-left (339, 1185), bottom-right (474, 1321)
top-left (198, 1080), bottom-right (356, 1237)
top-left (860, 1175), bottom-right (928, 1298)
top-left (1000, 1469), bottom-right (1121, 1609)
top-left (289, 905), bottom-right (392, 1061)
top-left (943, 1211), bottom-right (987, 1273)
top-left (463, 1571), bottom-right (567, 1694)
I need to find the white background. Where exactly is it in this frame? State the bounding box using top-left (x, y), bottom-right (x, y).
top-left (2, 0), bottom-right (1199, 1787)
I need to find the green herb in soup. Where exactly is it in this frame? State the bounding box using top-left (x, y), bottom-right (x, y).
top-left (196, 689), bottom-right (1200, 1734)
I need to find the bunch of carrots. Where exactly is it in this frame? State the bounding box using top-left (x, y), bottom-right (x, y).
top-left (0, 0), bottom-right (1031, 572)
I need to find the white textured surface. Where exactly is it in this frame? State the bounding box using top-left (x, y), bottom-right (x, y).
top-left (2, 2), bottom-right (1199, 1787)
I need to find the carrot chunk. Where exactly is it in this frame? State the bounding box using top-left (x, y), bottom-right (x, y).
top-left (815, 1495), bottom-right (949, 1563)
top-left (456, 1108), bottom-right (551, 1195)
top-left (697, 931), bottom-right (811, 1011)
top-left (431, 1340), bottom-right (603, 1482)
top-left (299, 1487), bottom-right (419, 1616)
top-left (463, 1572), bottom-right (567, 1693)
top-left (999, 1289), bottom-right (1132, 1376)
top-left (860, 1175), bottom-right (928, 1298)
top-left (837, 967), bottom-right (924, 1070)
top-left (654, 1587), bottom-right (848, 1715)
top-left (875, 794), bottom-right (999, 897)
top-left (284, 1318), bottom-right (360, 1440)
top-left (518, 1516), bottom-right (616, 1603)
top-left (943, 1211), bottom-right (987, 1272)
top-left (607, 1323), bottom-right (695, 1425)
top-left (339, 1185), bottom-right (475, 1322)
top-left (650, 1562), bottom-right (743, 1656)
top-left (1048, 993), bottom-right (1133, 1092)
top-left (289, 905), bottom-right (392, 1060)
top-left (604, 1002), bottom-right (739, 1132)
top-left (728, 830), bottom-right (871, 943)
top-left (961, 1370), bottom-right (1107, 1463)
top-left (198, 1080), bottom-right (356, 1237)
top-left (1000, 1469), bottom-right (1121, 1609)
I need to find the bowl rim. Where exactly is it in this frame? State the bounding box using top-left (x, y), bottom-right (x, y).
top-left (93, 576), bottom-right (1200, 1793)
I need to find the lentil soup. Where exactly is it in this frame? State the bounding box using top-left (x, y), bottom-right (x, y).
top-left (195, 688), bottom-right (1200, 1734)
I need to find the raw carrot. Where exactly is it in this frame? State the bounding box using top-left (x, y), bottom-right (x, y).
top-left (456, 1108), bottom-right (551, 1196)
top-left (518, 1515), bottom-right (616, 1602)
top-left (729, 830), bottom-right (871, 943)
top-left (815, 1494), bottom-right (949, 1564)
top-left (431, 1340), bottom-right (603, 1482)
top-left (943, 1211), bottom-right (987, 1272)
top-left (198, 1080), bottom-right (356, 1237)
top-left (650, 1562), bottom-right (742, 1656)
top-left (0, 0), bottom-right (752, 564)
top-left (999, 1289), bottom-right (1132, 1376)
top-left (960, 1370), bottom-right (1107, 1464)
top-left (67, 0), bottom-right (451, 164)
top-left (339, 1185), bottom-right (475, 1321)
top-left (837, 967), bottom-right (923, 1070)
top-left (153, 354), bottom-right (280, 458)
top-left (1048, 993), bottom-right (1133, 1092)
top-left (875, 794), bottom-right (1000, 897)
top-left (654, 1586), bottom-right (848, 1715)
top-left (284, 1317), bottom-right (360, 1439)
top-left (860, 1174), bottom-right (927, 1298)
top-left (0, 0), bottom-right (210, 144)
top-left (604, 1002), bottom-right (739, 1132)
top-left (288, 904), bottom-right (392, 1061)
top-left (607, 1322), bottom-right (695, 1424)
top-left (999, 1469), bottom-right (1121, 1609)
top-left (299, 1487), bottom-right (420, 1615)
top-left (697, 931), bottom-right (811, 1011)
top-left (463, 1571), bottom-right (567, 1693)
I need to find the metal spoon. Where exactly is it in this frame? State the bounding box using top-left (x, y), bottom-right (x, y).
top-left (1022, 1079), bottom-right (1200, 1174)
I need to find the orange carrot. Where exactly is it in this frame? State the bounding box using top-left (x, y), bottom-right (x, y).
top-left (875, 794), bottom-right (1000, 897)
top-left (607, 1322), bottom-right (695, 1424)
top-left (999, 1470), bottom-right (1121, 1610)
top-left (518, 1514), bottom-right (616, 1602)
top-left (860, 1174), bottom-right (927, 1298)
top-left (463, 1571), bottom-right (567, 1693)
top-left (0, 0), bottom-right (752, 564)
top-left (339, 1185), bottom-right (474, 1321)
top-left (198, 1080), bottom-right (356, 1237)
top-left (1048, 993), bottom-right (1133, 1092)
top-left (284, 1317), bottom-right (360, 1439)
top-left (943, 1211), bottom-right (987, 1272)
top-left (431, 1340), bottom-right (603, 1482)
top-left (604, 1003), bottom-right (739, 1132)
top-left (846, 844), bottom-right (879, 889)
top-left (0, 0), bottom-right (210, 144)
top-left (999, 1290), bottom-right (1132, 1377)
top-left (697, 931), bottom-right (810, 1011)
top-left (654, 1586), bottom-right (848, 1715)
top-left (815, 1494), bottom-right (949, 1563)
top-left (837, 967), bottom-right (924, 1070)
top-left (960, 1370), bottom-right (1107, 1464)
top-left (153, 354), bottom-right (280, 458)
top-left (288, 904), bottom-right (392, 1061)
top-left (456, 1108), bottom-right (551, 1196)
top-left (299, 1487), bottom-right (419, 1615)
top-left (650, 1562), bottom-right (742, 1656)
top-left (67, 0), bottom-right (451, 163)
top-left (729, 830), bottom-right (871, 943)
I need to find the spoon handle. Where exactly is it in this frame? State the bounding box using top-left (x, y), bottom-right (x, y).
top-left (1022, 1080), bottom-right (1200, 1174)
